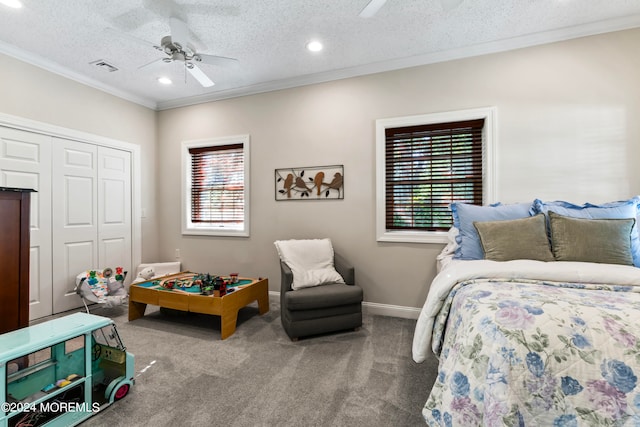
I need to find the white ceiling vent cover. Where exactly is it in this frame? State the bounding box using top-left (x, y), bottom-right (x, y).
top-left (90, 59), bottom-right (119, 72)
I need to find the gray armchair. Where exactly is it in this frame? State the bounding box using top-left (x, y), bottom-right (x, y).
top-left (280, 253), bottom-right (363, 340)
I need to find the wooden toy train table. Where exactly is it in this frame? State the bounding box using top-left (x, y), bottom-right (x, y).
top-left (128, 272), bottom-right (269, 339)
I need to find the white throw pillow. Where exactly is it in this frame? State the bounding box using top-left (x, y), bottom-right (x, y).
top-left (274, 238), bottom-right (345, 290)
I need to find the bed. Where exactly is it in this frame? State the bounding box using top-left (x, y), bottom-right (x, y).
top-left (412, 197), bottom-right (640, 426)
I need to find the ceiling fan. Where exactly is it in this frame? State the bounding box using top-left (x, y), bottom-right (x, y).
top-left (117, 16), bottom-right (238, 87)
top-left (359, 0), bottom-right (463, 17)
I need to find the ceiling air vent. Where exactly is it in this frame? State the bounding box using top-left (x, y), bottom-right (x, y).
top-left (90, 59), bottom-right (119, 72)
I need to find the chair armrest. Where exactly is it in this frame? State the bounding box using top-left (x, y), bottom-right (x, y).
top-left (334, 253), bottom-right (355, 285)
top-left (280, 261), bottom-right (294, 293)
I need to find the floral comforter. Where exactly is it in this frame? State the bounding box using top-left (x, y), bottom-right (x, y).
top-left (412, 260), bottom-right (640, 426)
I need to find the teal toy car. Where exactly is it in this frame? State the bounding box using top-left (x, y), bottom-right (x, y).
top-left (0, 312), bottom-right (134, 427)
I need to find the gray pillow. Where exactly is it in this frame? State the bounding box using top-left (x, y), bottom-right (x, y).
top-left (549, 211), bottom-right (635, 265)
top-left (474, 214), bottom-right (554, 262)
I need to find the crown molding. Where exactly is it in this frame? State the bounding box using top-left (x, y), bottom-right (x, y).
top-left (0, 40), bottom-right (157, 110)
top-left (157, 14), bottom-right (640, 110)
top-left (2, 13), bottom-right (640, 112)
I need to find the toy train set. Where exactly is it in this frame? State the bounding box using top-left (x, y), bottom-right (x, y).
top-left (150, 272), bottom-right (244, 297)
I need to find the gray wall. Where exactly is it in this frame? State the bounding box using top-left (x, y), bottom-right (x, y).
top-left (2, 28), bottom-right (639, 312)
top-left (157, 28), bottom-right (640, 310)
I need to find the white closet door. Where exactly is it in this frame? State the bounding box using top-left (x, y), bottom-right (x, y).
top-left (98, 146), bottom-right (132, 278)
top-left (0, 127), bottom-right (53, 320)
top-left (52, 138), bottom-right (98, 313)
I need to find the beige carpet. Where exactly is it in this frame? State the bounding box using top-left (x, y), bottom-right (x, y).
top-left (72, 301), bottom-right (438, 427)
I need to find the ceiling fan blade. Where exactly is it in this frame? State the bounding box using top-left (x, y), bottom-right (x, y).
top-left (169, 16), bottom-right (190, 49)
top-left (105, 27), bottom-right (158, 49)
top-left (137, 57), bottom-right (165, 70)
top-left (187, 63), bottom-right (214, 87)
top-left (111, 9), bottom-right (155, 32)
top-left (359, 0), bottom-right (387, 18)
top-left (195, 53), bottom-right (239, 67)
top-left (143, 0), bottom-right (175, 19)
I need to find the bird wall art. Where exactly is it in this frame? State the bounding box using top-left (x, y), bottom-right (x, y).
top-left (275, 165), bottom-right (344, 200)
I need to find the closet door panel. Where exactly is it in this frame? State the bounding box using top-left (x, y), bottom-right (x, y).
top-left (52, 138), bottom-right (98, 313)
top-left (0, 127), bottom-right (53, 320)
top-left (98, 147), bottom-right (131, 277)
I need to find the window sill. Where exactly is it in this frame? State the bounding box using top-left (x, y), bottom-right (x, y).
top-left (376, 230), bottom-right (449, 244)
top-left (181, 227), bottom-right (249, 237)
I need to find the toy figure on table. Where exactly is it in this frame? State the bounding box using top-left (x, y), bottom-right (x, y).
top-left (153, 272), bottom-right (236, 296)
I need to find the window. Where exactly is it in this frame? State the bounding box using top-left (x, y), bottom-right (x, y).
top-left (182, 135), bottom-right (250, 237)
top-left (376, 107), bottom-right (496, 243)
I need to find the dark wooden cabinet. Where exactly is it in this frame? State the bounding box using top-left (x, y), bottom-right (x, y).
top-left (0, 187), bottom-right (34, 334)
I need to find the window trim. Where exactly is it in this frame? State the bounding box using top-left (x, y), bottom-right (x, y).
top-left (375, 107), bottom-right (496, 244)
top-left (182, 134), bottom-right (250, 237)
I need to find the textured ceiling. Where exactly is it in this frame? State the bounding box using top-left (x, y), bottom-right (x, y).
top-left (1, 0), bottom-right (640, 110)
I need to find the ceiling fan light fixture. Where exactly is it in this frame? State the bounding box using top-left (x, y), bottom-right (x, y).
top-left (306, 40), bottom-right (323, 52)
top-left (114, 15), bottom-right (234, 89)
top-left (171, 52), bottom-right (186, 62)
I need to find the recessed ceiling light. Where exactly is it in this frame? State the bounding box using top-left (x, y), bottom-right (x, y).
top-left (306, 41), bottom-right (323, 52)
top-left (157, 77), bottom-right (172, 85)
top-left (0, 0), bottom-right (23, 8)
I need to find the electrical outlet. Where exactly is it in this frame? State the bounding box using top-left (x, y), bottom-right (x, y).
top-left (175, 249), bottom-right (180, 259)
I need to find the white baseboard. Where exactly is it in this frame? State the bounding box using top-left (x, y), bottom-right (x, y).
top-left (268, 291), bottom-right (420, 320)
top-left (362, 301), bottom-right (420, 319)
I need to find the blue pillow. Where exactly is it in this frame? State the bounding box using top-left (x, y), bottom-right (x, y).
top-left (532, 197), bottom-right (640, 267)
top-left (452, 202), bottom-right (533, 260)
